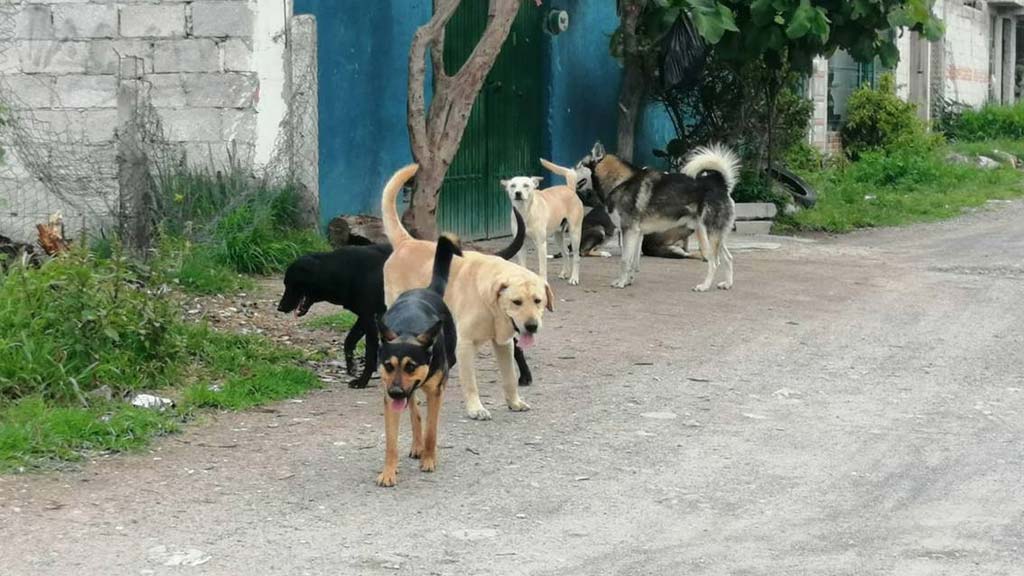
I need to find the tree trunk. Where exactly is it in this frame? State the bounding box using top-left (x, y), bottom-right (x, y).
top-left (405, 0), bottom-right (522, 239)
top-left (616, 0), bottom-right (649, 163)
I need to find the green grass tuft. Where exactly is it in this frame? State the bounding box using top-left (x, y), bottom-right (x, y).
top-left (0, 397), bottom-right (177, 472)
top-left (182, 365), bottom-right (320, 411)
top-left (303, 311), bottom-right (357, 332)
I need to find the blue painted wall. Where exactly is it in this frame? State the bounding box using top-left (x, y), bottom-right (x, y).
top-left (294, 0), bottom-right (430, 224)
top-left (296, 0), bottom-right (676, 223)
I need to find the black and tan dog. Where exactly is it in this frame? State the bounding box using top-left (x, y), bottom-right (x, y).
top-left (375, 235), bottom-right (460, 487)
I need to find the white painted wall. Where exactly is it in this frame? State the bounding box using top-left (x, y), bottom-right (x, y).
top-left (253, 0), bottom-right (292, 165)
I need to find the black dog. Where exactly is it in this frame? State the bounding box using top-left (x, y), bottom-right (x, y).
top-left (278, 209), bottom-right (534, 389)
top-left (375, 235), bottom-right (460, 487)
top-left (278, 243), bottom-right (392, 388)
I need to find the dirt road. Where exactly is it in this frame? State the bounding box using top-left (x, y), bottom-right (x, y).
top-left (3, 201), bottom-right (1023, 575)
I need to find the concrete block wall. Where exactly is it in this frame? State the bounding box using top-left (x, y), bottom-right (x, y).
top-left (0, 0), bottom-right (295, 241)
top-left (942, 0), bottom-right (994, 106)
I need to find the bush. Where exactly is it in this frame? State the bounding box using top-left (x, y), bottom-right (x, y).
top-left (840, 74), bottom-right (931, 159)
top-left (940, 101), bottom-right (1024, 141)
top-left (0, 249), bottom-right (184, 404)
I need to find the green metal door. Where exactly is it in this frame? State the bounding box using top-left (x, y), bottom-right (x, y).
top-left (437, 1), bottom-right (544, 240)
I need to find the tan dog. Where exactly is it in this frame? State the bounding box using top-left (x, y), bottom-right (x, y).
top-left (501, 159), bottom-right (585, 285)
top-left (381, 165), bottom-right (554, 421)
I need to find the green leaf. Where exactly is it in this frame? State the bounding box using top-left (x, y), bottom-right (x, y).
top-left (751, 0), bottom-right (776, 26)
top-left (785, 0), bottom-right (815, 40)
top-left (878, 40), bottom-right (900, 68)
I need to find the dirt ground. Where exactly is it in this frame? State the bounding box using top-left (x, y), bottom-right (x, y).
top-left (2, 200), bottom-right (1024, 576)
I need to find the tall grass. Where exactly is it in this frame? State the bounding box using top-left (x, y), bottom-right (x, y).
top-left (940, 101), bottom-right (1024, 142)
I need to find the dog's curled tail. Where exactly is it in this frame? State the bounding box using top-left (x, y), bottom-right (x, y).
top-left (539, 158), bottom-right (578, 188)
top-left (428, 234), bottom-right (463, 297)
top-left (381, 164), bottom-right (419, 247)
top-left (681, 144), bottom-right (741, 194)
top-left (495, 207), bottom-right (526, 261)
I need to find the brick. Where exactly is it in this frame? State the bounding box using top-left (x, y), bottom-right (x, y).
top-left (221, 109), bottom-right (257, 143)
top-left (191, 2), bottom-right (254, 38)
top-left (120, 5), bottom-right (186, 38)
top-left (0, 74), bottom-right (56, 108)
top-left (182, 73), bottom-right (257, 108)
top-left (161, 108), bottom-right (223, 142)
top-left (221, 38), bottom-right (253, 72)
top-left (18, 41), bottom-right (90, 74)
top-left (146, 74), bottom-right (187, 108)
top-left (733, 220), bottom-right (773, 235)
top-left (55, 74), bottom-right (117, 108)
top-left (153, 39), bottom-right (220, 73)
top-left (53, 4), bottom-right (118, 39)
top-left (86, 40), bottom-right (155, 74)
top-left (15, 5), bottom-right (53, 40)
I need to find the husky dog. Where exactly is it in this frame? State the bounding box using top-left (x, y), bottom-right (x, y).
top-left (575, 142), bottom-right (741, 291)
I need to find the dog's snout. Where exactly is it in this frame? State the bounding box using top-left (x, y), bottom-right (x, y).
top-left (514, 192), bottom-right (523, 200)
top-left (387, 386), bottom-right (405, 399)
top-left (524, 321), bottom-right (539, 334)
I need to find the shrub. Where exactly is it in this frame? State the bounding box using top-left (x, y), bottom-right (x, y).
top-left (840, 74), bottom-right (930, 159)
top-left (940, 101), bottom-right (1024, 141)
top-left (0, 249), bottom-right (184, 404)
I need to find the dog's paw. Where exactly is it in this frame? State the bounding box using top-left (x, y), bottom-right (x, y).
top-left (558, 270), bottom-right (569, 280)
top-left (518, 375), bottom-right (532, 387)
top-left (409, 444), bottom-right (424, 459)
top-left (596, 251), bottom-right (612, 258)
top-left (716, 281), bottom-right (733, 290)
top-left (420, 456), bottom-right (436, 473)
top-left (347, 377), bottom-right (370, 389)
top-left (692, 283), bottom-right (711, 292)
top-left (375, 469), bottom-right (397, 487)
top-left (568, 275), bottom-right (579, 286)
top-left (507, 398), bottom-right (531, 412)
top-left (466, 405), bottom-right (492, 421)
top-left (611, 278), bottom-right (630, 289)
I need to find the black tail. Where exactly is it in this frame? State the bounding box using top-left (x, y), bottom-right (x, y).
top-left (495, 208), bottom-right (526, 261)
top-left (428, 234), bottom-right (462, 296)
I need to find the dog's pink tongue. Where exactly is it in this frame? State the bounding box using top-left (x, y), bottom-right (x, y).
top-left (390, 398), bottom-right (408, 412)
top-left (518, 333), bottom-right (535, 349)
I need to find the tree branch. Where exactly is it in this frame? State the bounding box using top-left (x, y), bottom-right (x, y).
top-left (407, 0), bottom-right (463, 162)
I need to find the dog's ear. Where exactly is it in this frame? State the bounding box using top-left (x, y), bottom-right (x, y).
top-left (495, 282), bottom-right (509, 302)
top-left (377, 315), bottom-right (398, 342)
top-left (531, 176), bottom-right (544, 188)
top-left (500, 179), bottom-right (510, 189)
top-left (544, 282), bottom-right (555, 312)
top-left (415, 321), bottom-right (442, 346)
top-left (592, 142), bottom-right (605, 160)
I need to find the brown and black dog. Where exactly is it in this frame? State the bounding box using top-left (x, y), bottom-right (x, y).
top-left (375, 235), bottom-right (460, 487)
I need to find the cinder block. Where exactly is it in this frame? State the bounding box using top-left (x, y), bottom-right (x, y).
top-left (53, 4), bottom-right (118, 39)
top-left (734, 202), bottom-right (778, 221)
top-left (161, 108), bottom-right (223, 142)
top-left (221, 38), bottom-right (254, 72)
top-left (153, 39), bottom-right (220, 73)
top-left (221, 109), bottom-right (257, 143)
top-left (86, 40), bottom-right (155, 74)
top-left (18, 40), bottom-right (90, 74)
top-left (16, 5), bottom-right (53, 40)
top-left (120, 5), bottom-right (186, 38)
top-left (28, 109), bottom-right (117, 144)
top-left (733, 220), bottom-right (773, 235)
top-left (55, 74), bottom-right (117, 108)
top-left (183, 73), bottom-right (257, 108)
top-left (146, 74), bottom-right (187, 108)
top-left (191, 2), bottom-right (254, 37)
top-left (0, 74), bottom-right (55, 108)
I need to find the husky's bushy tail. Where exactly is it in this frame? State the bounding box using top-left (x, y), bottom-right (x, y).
top-left (428, 234), bottom-right (462, 296)
top-left (681, 144), bottom-right (741, 195)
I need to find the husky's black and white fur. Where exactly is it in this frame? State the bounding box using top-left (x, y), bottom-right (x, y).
top-left (575, 142), bottom-right (741, 291)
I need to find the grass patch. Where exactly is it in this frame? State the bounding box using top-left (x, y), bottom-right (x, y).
top-left (182, 365), bottom-right (319, 411)
top-left (153, 236), bottom-right (253, 296)
top-left (950, 139), bottom-right (1024, 162)
top-left (303, 311), bottom-right (357, 332)
top-left (0, 397), bottom-right (177, 472)
top-left (781, 143), bottom-right (1024, 233)
top-left (0, 253), bottom-right (320, 472)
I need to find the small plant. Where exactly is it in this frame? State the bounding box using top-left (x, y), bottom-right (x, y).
top-left (939, 100), bottom-right (1024, 141)
top-left (840, 74), bottom-right (933, 159)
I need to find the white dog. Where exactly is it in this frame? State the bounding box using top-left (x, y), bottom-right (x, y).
top-left (501, 159), bottom-right (585, 285)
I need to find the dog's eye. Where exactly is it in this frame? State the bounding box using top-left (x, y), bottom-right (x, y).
top-left (512, 299), bottom-right (523, 306)
top-left (383, 361), bottom-right (394, 372)
top-left (534, 298), bottom-right (542, 305)
top-left (403, 362), bottom-right (417, 374)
